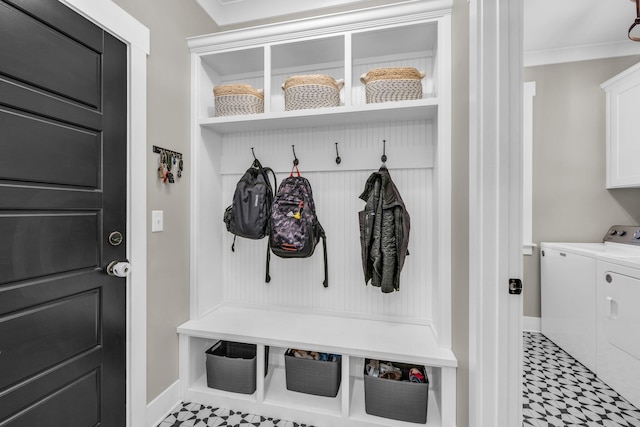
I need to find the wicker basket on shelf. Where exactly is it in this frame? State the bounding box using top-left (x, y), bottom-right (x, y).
top-left (360, 67), bottom-right (425, 104)
top-left (282, 74), bottom-right (344, 111)
top-left (213, 84), bottom-right (264, 117)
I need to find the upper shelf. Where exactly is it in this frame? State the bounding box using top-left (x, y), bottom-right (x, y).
top-left (200, 97), bottom-right (438, 133)
top-left (191, 3), bottom-right (448, 134)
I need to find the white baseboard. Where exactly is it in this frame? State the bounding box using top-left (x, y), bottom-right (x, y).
top-left (523, 316), bottom-right (541, 333)
top-left (146, 380), bottom-right (181, 427)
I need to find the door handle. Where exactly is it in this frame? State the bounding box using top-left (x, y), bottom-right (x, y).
top-left (606, 296), bottom-right (618, 319)
top-left (106, 261), bottom-right (131, 278)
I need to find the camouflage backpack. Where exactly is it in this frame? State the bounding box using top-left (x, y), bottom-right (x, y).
top-left (266, 167), bottom-right (328, 287)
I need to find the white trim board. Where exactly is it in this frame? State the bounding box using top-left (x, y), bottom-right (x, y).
top-left (522, 82), bottom-right (536, 257)
top-left (523, 317), bottom-right (541, 333)
top-left (61, 0), bottom-right (150, 54)
top-left (524, 40), bottom-right (640, 67)
top-left (469, 0), bottom-right (524, 426)
top-left (56, 1), bottom-right (149, 426)
top-left (146, 380), bottom-right (181, 427)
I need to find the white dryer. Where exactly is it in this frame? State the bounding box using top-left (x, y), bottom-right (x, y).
top-left (541, 225), bottom-right (640, 409)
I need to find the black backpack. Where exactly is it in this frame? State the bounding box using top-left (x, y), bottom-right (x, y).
top-left (224, 159), bottom-right (276, 251)
top-left (266, 167), bottom-right (328, 287)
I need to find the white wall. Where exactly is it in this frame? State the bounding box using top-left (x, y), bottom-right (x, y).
top-left (451, 0), bottom-right (469, 425)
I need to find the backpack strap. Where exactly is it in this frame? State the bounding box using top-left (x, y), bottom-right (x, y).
top-left (321, 231), bottom-right (328, 288)
top-left (263, 167), bottom-right (276, 285)
top-left (290, 164), bottom-right (301, 177)
top-left (264, 167), bottom-right (277, 194)
top-left (265, 239), bottom-right (271, 283)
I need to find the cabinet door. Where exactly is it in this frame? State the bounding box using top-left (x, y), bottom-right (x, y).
top-left (541, 247), bottom-right (597, 372)
top-left (604, 66), bottom-right (640, 188)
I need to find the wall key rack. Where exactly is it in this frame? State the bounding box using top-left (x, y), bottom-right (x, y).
top-left (153, 145), bottom-right (184, 183)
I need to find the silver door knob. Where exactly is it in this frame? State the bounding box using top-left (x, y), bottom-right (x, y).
top-left (106, 261), bottom-right (131, 277)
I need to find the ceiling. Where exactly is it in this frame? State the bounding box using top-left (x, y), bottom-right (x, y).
top-left (524, 0), bottom-right (640, 66)
top-left (194, 0), bottom-right (382, 27)
top-left (195, 0), bottom-right (640, 66)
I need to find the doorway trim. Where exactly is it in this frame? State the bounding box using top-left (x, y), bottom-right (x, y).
top-left (57, 1), bottom-right (149, 426)
top-left (468, 0), bottom-right (523, 426)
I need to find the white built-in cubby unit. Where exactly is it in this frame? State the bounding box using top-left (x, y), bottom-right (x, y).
top-left (179, 2), bottom-right (456, 426)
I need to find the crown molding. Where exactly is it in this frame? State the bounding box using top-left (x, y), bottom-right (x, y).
top-left (188, 0), bottom-right (452, 52)
top-left (525, 40), bottom-right (640, 67)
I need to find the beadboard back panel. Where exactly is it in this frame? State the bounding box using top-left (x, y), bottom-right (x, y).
top-left (221, 169), bottom-right (433, 323)
top-left (219, 120), bottom-right (434, 175)
top-left (217, 120), bottom-right (435, 324)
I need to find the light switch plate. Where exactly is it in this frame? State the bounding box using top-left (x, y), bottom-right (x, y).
top-left (151, 210), bottom-right (163, 232)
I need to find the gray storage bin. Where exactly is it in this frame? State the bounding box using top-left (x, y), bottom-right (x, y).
top-left (363, 360), bottom-right (429, 424)
top-left (284, 349), bottom-right (341, 397)
top-left (205, 341), bottom-right (268, 394)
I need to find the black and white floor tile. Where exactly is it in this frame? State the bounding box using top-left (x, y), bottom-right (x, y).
top-left (157, 402), bottom-right (315, 427)
top-left (523, 331), bottom-right (640, 427)
top-left (159, 333), bottom-right (640, 427)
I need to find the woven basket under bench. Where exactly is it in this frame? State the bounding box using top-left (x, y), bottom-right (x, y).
top-left (213, 83), bottom-right (264, 117)
top-left (360, 67), bottom-right (426, 104)
top-left (282, 74), bottom-right (344, 111)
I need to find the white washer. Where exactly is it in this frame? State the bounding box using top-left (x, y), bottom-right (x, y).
top-left (541, 225), bottom-right (640, 409)
top-left (597, 256), bottom-right (640, 409)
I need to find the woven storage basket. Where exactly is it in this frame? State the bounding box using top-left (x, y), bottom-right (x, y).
top-left (213, 84), bottom-right (264, 117)
top-left (282, 74), bottom-right (344, 111)
top-left (360, 67), bottom-right (426, 104)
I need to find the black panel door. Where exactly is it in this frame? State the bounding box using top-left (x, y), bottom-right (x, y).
top-left (0, 1), bottom-right (127, 426)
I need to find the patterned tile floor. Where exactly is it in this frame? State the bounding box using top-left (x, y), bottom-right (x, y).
top-left (158, 402), bottom-right (315, 427)
top-left (523, 331), bottom-right (640, 427)
top-left (159, 332), bottom-right (640, 427)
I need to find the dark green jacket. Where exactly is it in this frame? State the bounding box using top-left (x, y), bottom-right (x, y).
top-left (358, 166), bottom-right (410, 293)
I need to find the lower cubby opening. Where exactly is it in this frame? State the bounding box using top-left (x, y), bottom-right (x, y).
top-left (263, 347), bottom-right (343, 416)
top-left (348, 357), bottom-right (439, 426)
top-left (187, 338), bottom-right (260, 403)
top-left (349, 376), bottom-right (442, 426)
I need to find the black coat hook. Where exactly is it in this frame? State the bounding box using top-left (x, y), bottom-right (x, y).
top-left (292, 145), bottom-right (299, 166)
top-left (335, 142), bottom-right (341, 164)
top-left (251, 147), bottom-right (259, 167)
top-left (381, 139), bottom-right (387, 163)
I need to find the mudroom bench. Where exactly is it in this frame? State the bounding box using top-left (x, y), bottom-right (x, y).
top-left (177, 305), bottom-right (457, 427)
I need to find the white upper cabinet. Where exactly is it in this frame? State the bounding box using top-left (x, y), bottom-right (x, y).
top-left (602, 61), bottom-right (640, 189)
